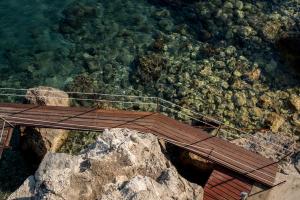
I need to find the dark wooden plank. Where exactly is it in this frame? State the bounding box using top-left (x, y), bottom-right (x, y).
top-left (0, 103), bottom-right (277, 186)
top-left (156, 114), bottom-right (277, 172)
top-left (154, 116), bottom-right (277, 182)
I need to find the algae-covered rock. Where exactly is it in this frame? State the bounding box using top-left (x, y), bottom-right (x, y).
top-left (265, 112), bottom-right (285, 132)
top-left (232, 92), bottom-right (247, 107)
top-left (136, 53), bottom-right (167, 82)
top-left (262, 21), bottom-right (281, 41)
top-left (290, 95), bottom-right (300, 111)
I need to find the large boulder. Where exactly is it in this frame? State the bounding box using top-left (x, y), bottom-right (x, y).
top-left (21, 86), bottom-right (70, 161)
top-left (9, 129), bottom-right (203, 200)
top-left (25, 86), bottom-right (70, 106)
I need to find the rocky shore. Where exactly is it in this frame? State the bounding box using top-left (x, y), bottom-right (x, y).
top-left (8, 129), bottom-right (203, 200)
top-left (0, 0), bottom-right (299, 199)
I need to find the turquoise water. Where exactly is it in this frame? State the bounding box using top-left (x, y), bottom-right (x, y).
top-left (0, 0), bottom-right (299, 198)
top-left (0, 0), bottom-right (299, 131)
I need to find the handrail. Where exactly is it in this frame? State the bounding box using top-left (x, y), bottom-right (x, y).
top-left (0, 88), bottom-right (295, 156)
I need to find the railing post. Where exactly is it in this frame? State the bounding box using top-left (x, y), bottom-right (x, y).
top-left (156, 97), bottom-right (160, 113)
top-left (215, 125), bottom-right (222, 136)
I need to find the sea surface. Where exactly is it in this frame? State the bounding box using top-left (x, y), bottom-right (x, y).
top-left (0, 0), bottom-right (299, 198)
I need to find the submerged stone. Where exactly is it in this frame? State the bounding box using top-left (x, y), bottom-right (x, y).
top-left (266, 112), bottom-right (285, 133)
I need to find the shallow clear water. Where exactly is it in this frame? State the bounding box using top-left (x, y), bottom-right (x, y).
top-left (0, 0), bottom-right (299, 197)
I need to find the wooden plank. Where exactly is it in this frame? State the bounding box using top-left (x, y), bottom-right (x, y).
top-left (153, 117), bottom-right (277, 183)
top-left (0, 103), bottom-right (278, 186)
top-left (204, 168), bottom-right (253, 200)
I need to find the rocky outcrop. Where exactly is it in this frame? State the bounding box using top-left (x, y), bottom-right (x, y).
top-left (25, 86), bottom-right (70, 106)
top-left (9, 129), bottom-right (203, 200)
top-left (21, 86), bottom-right (70, 161)
top-left (232, 131), bottom-right (296, 173)
top-left (233, 131), bottom-right (300, 200)
top-left (248, 167), bottom-right (300, 200)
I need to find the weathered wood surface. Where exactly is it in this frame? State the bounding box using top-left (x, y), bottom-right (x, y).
top-left (0, 103), bottom-right (278, 187)
top-left (203, 168), bottom-right (253, 200)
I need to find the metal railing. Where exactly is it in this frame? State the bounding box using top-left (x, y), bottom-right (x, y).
top-left (0, 87), bottom-right (296, 160)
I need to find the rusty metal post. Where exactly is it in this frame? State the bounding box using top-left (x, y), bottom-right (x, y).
top-left (156, 97), bottom-right (160, 113)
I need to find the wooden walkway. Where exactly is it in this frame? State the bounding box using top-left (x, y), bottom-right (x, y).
top-left (0, 103), bottom-right (278, 187)
top-left (203, 168), bottom-right (253, 200)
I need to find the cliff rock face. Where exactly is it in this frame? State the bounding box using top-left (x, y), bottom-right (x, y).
top-left (9, 129), bottom-right (203, 200)
top-left (21, 86), bottom-right (70, 160)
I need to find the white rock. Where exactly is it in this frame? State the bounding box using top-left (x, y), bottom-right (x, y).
top-left (9, 129), bottom-right (203, 200)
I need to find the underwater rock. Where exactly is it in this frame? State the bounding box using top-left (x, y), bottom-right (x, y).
top-left (290, 95), bottom-right (300, 111)
top-left (292, 113), bottom-right (300, 128)
top-left (150, 0), bottom-right (198, 7)
top-left (265, 112), bottom-right (285, 133)
top-left (262, 21), bottom-right (281, 41)
top-left (65, 74), bottom-right (97, 93)
top-left (232, 92), bottom-right (247, 107)
top-left (245, 68), bottom-right (261, 81)
top-left (259, 94), bottom-right (274, 109)
top-left (158, 19), bottom-right (174, 32)
top-left (8, 129), bottom-right (203, 200)
top-left (136, 53), bottom-right (167, 82)
top-left (59, 1), bottom-right (98, 33)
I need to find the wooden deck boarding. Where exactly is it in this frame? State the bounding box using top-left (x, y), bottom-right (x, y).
top-left (0, 103), bottom-right (278, 187)
top-left (203, 168), bottom-right (253, 200)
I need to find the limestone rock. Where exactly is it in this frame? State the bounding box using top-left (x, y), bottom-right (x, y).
top-left (21, 86), bottom-right (70, 160)
top-left (8, 176), bottom-right (36, 200)
top-left (9, 129), bottom-right (203, 200)
top-left (265, 113), bottom-right (285, 132)
top-left (25, 86), bottom-right (70, 106)
top-left (248, 171), bottom-right (300, 200)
